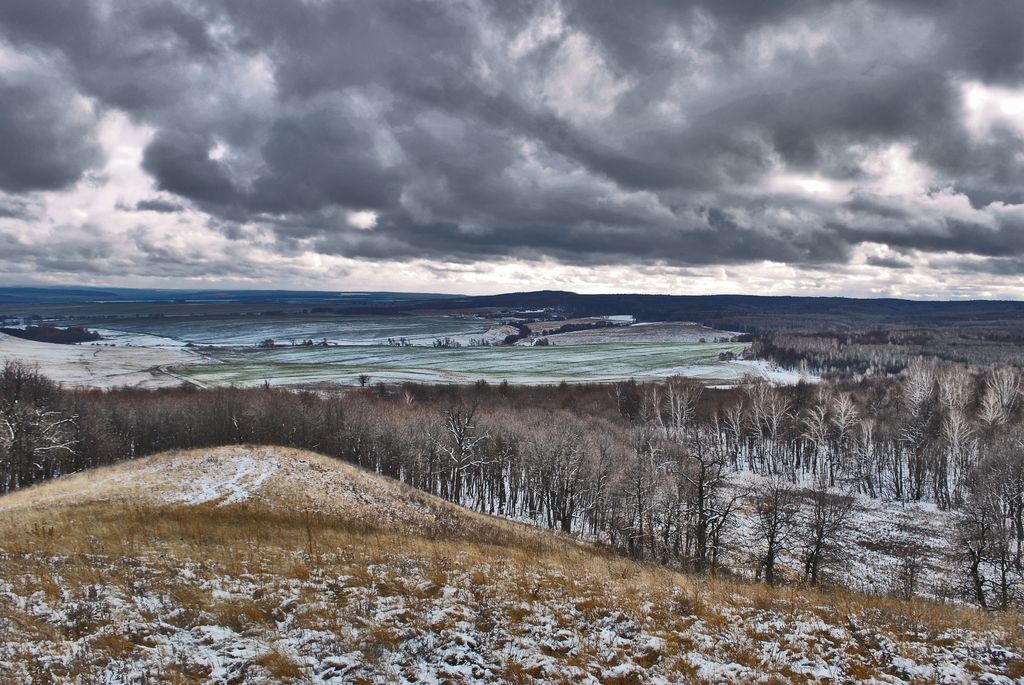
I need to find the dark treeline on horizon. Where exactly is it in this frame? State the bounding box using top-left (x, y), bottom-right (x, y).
top-left (8, 287), bottom-right (1024, 335)
top-left (0, 325), bottom-right (102, 345)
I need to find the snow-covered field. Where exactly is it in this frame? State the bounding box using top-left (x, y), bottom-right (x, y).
top-left (0, 317), bottom-right (771, 388)
top-left (0, 332), bottom-right (204, 388)
top-left (0, 447), bottom-right (1020, 683)
top-left (78, 315), bottom-right (488, 348)
top-left (166, 341), bottom-right (773, 387)
top-left (525, 320), bottom-right (736, 345)
top-left (0, 330), bottom-right (797, 389)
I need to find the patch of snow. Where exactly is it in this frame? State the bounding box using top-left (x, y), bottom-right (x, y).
top-left (160, 454), bottom-right (280, 506)
top-left (730, 358), bottom-right (818, 385)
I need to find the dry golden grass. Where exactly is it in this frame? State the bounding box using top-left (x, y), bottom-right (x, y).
top-left (254, 649), bottom-right (303, 680)
top-left (0, 445), bottom-right (1021, 683)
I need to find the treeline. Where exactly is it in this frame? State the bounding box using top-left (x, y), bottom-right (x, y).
top-left (535, 320), bottom-right (616, 337)
top-left (754, 329), bottom-right (1024, 377)
top-left (2, 360), bottom-right (1023, 607)
top-left (0, 325), bottom-right (102, 345)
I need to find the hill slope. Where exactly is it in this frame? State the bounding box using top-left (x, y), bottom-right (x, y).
top-left (1, 447), bottom-right (1022, 683)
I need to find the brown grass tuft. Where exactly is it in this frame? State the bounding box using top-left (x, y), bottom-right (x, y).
top-left (255, 649), bottom-right (304, 680)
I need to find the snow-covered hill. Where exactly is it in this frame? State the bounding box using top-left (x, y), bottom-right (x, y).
top-left (0, 447), bottom-right (1021, 683)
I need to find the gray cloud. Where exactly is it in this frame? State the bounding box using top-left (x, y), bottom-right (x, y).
top-left (1, 0), bottom-right (1023, 279)
top-left (929, 256), bottom-right (1024, 277)
top-left (132, 198), bottom-right (185, 214)
top-left (0, 66), bottom-right (102, 192)
top-left (0, 195), bottom-right (32, 220)
top-left (866, 255), bottom-right (913, 270)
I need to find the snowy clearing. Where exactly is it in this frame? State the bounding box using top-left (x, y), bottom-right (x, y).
top-left (0, 333), bottom-right (203, 388)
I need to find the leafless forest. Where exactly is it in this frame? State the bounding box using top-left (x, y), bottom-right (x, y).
top-left (4, 349), bottom-right (1023, 610)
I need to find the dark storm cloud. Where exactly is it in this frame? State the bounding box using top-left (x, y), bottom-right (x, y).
top-left (0, 69), bottom-right (102, 193)
top-left (866, 255), bottom-right (913, 270)
top-left (1, 0), bottom-right (1024, 271)
top-left (141, 130), bottom-right (240, 206)
top-left (936, 0), bottom-right (1024, 85)
top-left (930, 256), bottom-right (1024, 277)
top-left (132, 198), bottom-right (185, 214)
top-left (837, 213), bottom-right (1024, 259)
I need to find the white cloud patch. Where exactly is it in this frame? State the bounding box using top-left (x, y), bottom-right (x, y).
top-left (962, 80), bottom-right (1024, 137)
top-left (347, 210), bottom-right (378, 230)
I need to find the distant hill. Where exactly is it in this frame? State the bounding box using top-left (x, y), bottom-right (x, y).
top-left (0, 285), bottom-right (457, 305)
top-left (4, 285), bottom-right (1024, 332)
top-left (427, 291), bottom-right (1024, 332)
top-left (0, 446), bottom-right (1020, 683)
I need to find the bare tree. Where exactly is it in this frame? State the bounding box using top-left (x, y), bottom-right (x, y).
top-left (0, 404), bottom-right (78, 490)
top-left (622, 428), bottom-right (663, 557)
top-left (977, 367), bottom-right (1019, 437)
top-left (752, 475), bottom-right (800, 585)
top-left (663, 378), bottom-right (702, 439)
top-left (720, 399), bottom-right (747, 470)
top-left (799, 479), bottom-right (853, 586)
top-left (433, 404), bottom-right (488, 504)
top-left (676, 429), bottom-right (744, 573)
top-left (850, 417), bottom-right (879, 498)
top-left (937, 366), bottom-right (972, 413)
top-left (989, 367), bottom-right (1019, 417)
top-left (939, 410), bottom-right (975, 506)
top-left (0, 362), bottom-right (77, 491)
top-left (957, 457), bottom-right (1023, 609)
top-left (532, 415), bottom-right (592, 533)
top-left (891, 541), bottom-right (928, 601)
top-left (830, 392), bottom-right (859, 484)
top-left (802, 399), bottom-right (831, 482)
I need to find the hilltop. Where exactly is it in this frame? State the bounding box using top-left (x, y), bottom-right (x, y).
top-left (0, 447), bottom-right (1022, 683)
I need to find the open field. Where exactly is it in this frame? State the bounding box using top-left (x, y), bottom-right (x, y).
top-left (75, 315), bottom-right (735, 348)
top-left (524, 321), bottom-right (734, 345)
top-left (1, 446), bottom-right (1021, 683)
top-left (0, 333), bottom-right (204, 389)
top-left (2, 326), bottom-right (788, 388)
top-left (84, 315), bottom-right (491, 347)
top-left (172, 341), bottom-right (752, 387)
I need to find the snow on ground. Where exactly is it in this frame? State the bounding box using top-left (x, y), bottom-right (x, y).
top-left (146, 453), bottom-right (280, 506)
top-left (1, 549), bottom-right (1020, 683)
top-left (729, 358), bottom-right (818, 385)
top-left (521, 321), bottom-right (736, 345)
top-left (0, 449), bottom-right (280, 512)
top-left (170, 340), bottom-right (750, 387)
top-left (0, 447), bottom-right (1021, 683)
top-left (446, 324), bottom-right (520, 346)
top-left (723, 469), bottom-right (960, 600)
top-left (84, 328), bottom-right (190, 349)
top-left (0, 332), bottom-right (204, 388)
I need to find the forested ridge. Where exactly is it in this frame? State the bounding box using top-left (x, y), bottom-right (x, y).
top-left (2, 359), bottom-right (1023, 608)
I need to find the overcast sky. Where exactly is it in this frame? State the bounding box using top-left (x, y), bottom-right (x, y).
top-left (1, 1), bottom-right (1023, 297)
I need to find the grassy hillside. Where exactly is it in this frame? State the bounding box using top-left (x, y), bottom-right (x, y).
top-left (0, 447), bottom-right (1021, 683)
